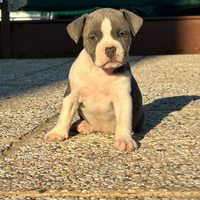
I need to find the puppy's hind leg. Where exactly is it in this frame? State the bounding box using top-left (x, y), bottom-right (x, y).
top-left (77, 120), bottom-right (94, 134)
top-left (69, 108), bottom-right (93, 134)
top-left (69, 119), bottom-right (83, 132)
top-left (69, 119), bottom-right (94, 134)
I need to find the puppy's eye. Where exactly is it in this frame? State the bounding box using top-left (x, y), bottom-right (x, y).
top-left (118, 32), bottom-right (126, 37)
top-left (90, 36), bottom-right (98, 41)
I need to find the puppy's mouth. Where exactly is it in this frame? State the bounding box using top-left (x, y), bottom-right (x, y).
top-left (98, 55), bottom-right (123, 66)
top-left (97, 60), bottom-right (124, 74)
top-left (102, 60), bottom-right (121, 67)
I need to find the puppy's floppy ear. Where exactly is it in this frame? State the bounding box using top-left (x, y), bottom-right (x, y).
top-left (67, 14), bottom-right (88, 44)
top-left (121, 9), bottom-right (143, 36)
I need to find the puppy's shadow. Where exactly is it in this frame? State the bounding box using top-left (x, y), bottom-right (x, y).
top-left (133, 95), bottom-right (200, 146)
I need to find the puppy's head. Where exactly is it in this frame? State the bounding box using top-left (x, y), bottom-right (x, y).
top-left (67, 8), bottom-right (143, 70)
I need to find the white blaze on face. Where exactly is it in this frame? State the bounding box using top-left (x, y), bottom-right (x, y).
top-left (95, 18), bottom-right (124, 68)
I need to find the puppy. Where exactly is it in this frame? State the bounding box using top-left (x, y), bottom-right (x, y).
top-left (44, 8), bottom-right (145, 152)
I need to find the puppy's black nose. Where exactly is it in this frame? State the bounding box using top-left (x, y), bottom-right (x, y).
top-left (105, 46), bottom-right (116, 58)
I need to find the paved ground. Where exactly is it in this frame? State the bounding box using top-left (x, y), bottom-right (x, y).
top-left (0, 55), bottom-right (199, 200)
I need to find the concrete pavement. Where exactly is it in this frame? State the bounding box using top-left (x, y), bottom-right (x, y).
top-left (0, 55), bottom-right (200, 199)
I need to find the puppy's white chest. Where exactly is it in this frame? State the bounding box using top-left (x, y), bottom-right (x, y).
top-left (79, 86), bottom-right (116, 133)
top-left (79, 85), bottom-right (113, 113)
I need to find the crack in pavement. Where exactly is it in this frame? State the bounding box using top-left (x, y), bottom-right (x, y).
top-left (0, 114), bottom-right (59, 160)
top-left (0, 189), bottom-right (200, 198)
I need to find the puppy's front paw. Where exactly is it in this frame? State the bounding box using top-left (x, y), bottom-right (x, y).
top-left (44, 132), bottom-right (65, 142)
top-left (114, 136), bottom-right (138, 152)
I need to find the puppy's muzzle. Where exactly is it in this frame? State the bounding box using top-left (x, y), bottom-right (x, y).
top-left (105, 46), bottom-right (116, 58)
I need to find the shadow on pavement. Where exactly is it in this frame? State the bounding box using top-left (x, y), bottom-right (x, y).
top-left (134, 95), bottom-right (200, 147)
top-left (0, 59), bottom-right (74, 98)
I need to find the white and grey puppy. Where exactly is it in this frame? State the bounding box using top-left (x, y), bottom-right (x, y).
top-left (44, 8), bottom-right (145, 152)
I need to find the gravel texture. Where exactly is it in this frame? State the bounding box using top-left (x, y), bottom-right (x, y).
top-left (0, 55), bottom-right (199, 199)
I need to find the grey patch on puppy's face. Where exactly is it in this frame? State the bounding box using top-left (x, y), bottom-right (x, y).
top-left (110, 17), bottom-right (132, 66)
top-left (82, 14), bottom-right (104, 63)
